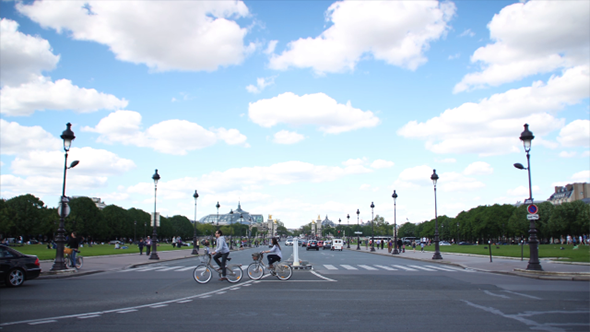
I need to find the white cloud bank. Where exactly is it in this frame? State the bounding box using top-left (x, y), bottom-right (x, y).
top-left (246, 77), bottom-right (275, 94)
top-left (557, 120), bottom-right (590, 148)
top-left (273, 130), bottom-right (304, 144)
top-left (82, 110), bottom-right (249, 155)
top-left (455, 0), bottom-right (590, 92)
top-left (269, 1), bottom-right (455, 74)
top-left (249, 92), bottom-right (380, 134)
top-left (17, 0), bottom-right (255, 72)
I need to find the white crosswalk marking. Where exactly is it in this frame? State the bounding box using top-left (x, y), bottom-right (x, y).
top-left (324, 264), bottom-right (338, 270)
top-left (155, 266), bottom-right (184, 271)
top-left (340, 265), bottom-right (358, 270)
top-left (374, 265), bottom-right (397, 271)
top-left (409, 265), bottom-right (436, 271)
top-left (134, 266), bottom-right (166, 272)
top-left (424, 265), bottom-right (456, 272)
top-left (176, 266), bottom-right (197, 271)
top-left (358, 265), bottom-right (378, 270)
top-left (392, 265), bottom-right (418, 271)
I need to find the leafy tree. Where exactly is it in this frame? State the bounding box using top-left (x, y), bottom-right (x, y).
top-left (5, 194), bottom-right (45, 240)
top-left (67, 197), bottom-right (103, 239)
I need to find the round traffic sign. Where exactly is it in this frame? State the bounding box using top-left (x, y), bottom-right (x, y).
top-left (527, 204), bottom-right (538, 214)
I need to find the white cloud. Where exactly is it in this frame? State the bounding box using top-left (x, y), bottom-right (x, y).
top-left (571, 170), bottom-right (590, 182)
top-left (249, 92), bottom-right (380, 134)
top-left (342, 158), bottom-right (367, 167)
top-left (558, 151), bottom-right (577, 158)
top-left (506, 185), bottom-right (541, 198)
top-left (398, 66), bottom-right (589, 155)
top-left (557, 119), bottom-right (590, 147)
top-left (463, 161), bottom-right (493, 175)
top-left (394, 165), bottom-right (483, 192)
top-left (264, 40), bottom-right (278, 55)
top-left (82, 110), bottom-right (248, 154)
top-left (1, 76), bottom-right (128, 116)
top-left (459, 29), bottom-right (475, 38)
top-left (0, 18), bottom-right (60, 87)
top-left (454, 0), bottom-right (590, 92)
top-left (17, 1), bottom-right (254, 72)
top-left (246, 76), bottom-right (276, 94)
top-left (448, 53), bottom-right (460, 60)
top-left (435, 158), bottom-right (456, 163)
top-left (371, 159), bottom-right (394, 169)
top-left (439, 171), bottom-right (485, 192)
top-left (394, 165), bottom-right (434, 189)
top-left (273, 130), bottom-right (304, 144)
top-left (0, 119), bottom-right (61, 155)
top-left (268, 1), bottom-right (455, 73)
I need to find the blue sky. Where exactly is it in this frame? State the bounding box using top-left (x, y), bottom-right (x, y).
top-left (1, 0), bottom-right (588, 229)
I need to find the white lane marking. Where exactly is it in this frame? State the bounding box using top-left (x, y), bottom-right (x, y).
top-left (176, 266), bottom-right (197, 271)
top-left (199, 295), bottom-right (211, 298)
top-left (484, 290), bottom-right (511, 299)
top-left (117, 309), bottom-right (137, 314)
top-left (408, 265), bottom-right (436, 271)
top-left (150, 304), bottom-right (168, 308)
top-left (133, 266), bottom-right (166, 272)
top-left (176, 300), bottom-right (192, 303)
top-left (77, 315), bottom-right (100, 319)
top-left (324, 264), bottom-right (338, 270)
top-left (424, 265), bottom-right (457, 272)
top-left (28, 320), bottom-right (57, 325)
top-left (155, 266), bottom-right (184, 271)
top-left (392, 265), bottom-right (418, 271)
top-left (358, 265), bottom-right (378, 270)
top-left (502, 290), bottom-right (542, 300)
top-left (216, 291), bottom-right (227, 294)
top-left (340, 265), bottom-right (358, 270)
top-left (310, 271), bottom-right (337, 282)
top-left (242, 284), bottom-right (251, 286)
top-left (374, 265), bottom-right (397, 271)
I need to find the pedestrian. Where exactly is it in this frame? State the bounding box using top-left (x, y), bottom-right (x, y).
top-left (388, 240), bottom-right (392, 253)
top-left (146, 236), bottom-right (152, 256)
top-left (138, 238), bottom-right (145, 255)
top-left (381, 240), bottom-right (384, 250)
top-left (420, 242), bottom-right (425, 252)
top-left (412, 241), bottom-right (416, 252)
top-left (397, 239), bottom-right (403, 253)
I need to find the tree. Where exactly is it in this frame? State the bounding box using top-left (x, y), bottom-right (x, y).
top-left (398, 222), bottom-right (416, 238)
top-left (4, 194), bottom-right (46, 240)
top-left (67, 197), bottom-right (103, 240)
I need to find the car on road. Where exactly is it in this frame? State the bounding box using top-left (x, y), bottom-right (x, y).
top-left (306, 240), bottom-right (319, 251)
top-left (0, 244), bottom-right (41, 287)
top-left (285, 239), bottom-right (293, 246)
top-left (331, 239), bottom-right (344, 251)
top-left (317, 241), bottom-right (323, 249)
top-left (301, 240), bottom-right (308, 247)
top-left (322, 241), bottom-right (331, 250)
top-left (439, 241), bottom-right (451, 246)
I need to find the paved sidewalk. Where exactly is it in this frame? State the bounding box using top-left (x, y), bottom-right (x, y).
top-left (349, 245), bottom-right (590, 281)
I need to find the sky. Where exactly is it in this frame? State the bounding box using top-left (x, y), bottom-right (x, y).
top-left (1, 0), bottom-right (589, 230)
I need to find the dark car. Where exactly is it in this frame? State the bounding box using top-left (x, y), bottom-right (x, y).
top-left (323, 241), bottom-right (332, 250)
top-left (306, 240), bottom-right (319, 251)
top-left (0, 244), bottom-right (41, 287)
top-left (301, 240), bottom-right (308, 247)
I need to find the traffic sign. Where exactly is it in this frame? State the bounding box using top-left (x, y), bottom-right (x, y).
top-left (354, 231), bottom-right (362, 234)
top-left (524, 198), bottom-right (533, 204)
top-left (527, 204), bottom-right (538, 214)
top-left (527, 214), bottom-right (539, 220)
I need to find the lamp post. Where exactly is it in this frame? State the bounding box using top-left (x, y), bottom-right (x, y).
top-left (229, 209), bottom-right (234, 250)
top-left (514, 123), bottom-right (542, 271)
top-left (134, 220), bottom-right (137, 244)
top-left (456, 222), bottom-right (460, 245)
top-left (347, 214), bottom-right (351, 248)
top-left (144, 221), bottom-right (146, 238)
top-left (431, 169), bottom-right (442, 260)
top-left (51, 123), bottom-right (78, 271)
top-left (370, 202), bottom-right (375, 252)
top-left (240, 213), bottom-right (244, 248)
top-left (149, 169), bottom-right (160, 260)
top-left (392, 190), bottom-right (399, 255)
top-left (356, 209), bottom-right (360, 250)
top-left (338, 218), bottom-right (341, 238)
top-left (216, 202), bottom-right (220, 227)
top-left (191, 190), bottom-right (199, 255)
top-left (248, 216), bottom-right (252, 247)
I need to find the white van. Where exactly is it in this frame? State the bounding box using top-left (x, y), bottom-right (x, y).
top-left (331, 239), bottom-right (344, 251)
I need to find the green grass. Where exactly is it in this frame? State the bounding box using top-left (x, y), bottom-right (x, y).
top-left (11, 243), bottom-right (190, 260)
top-left (418, 244), bottom-right (590, 263)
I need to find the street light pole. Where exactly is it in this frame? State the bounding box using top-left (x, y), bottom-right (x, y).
top-left (356, 209), bottom-right (360, 250)
top-left (431, 169), bottom-right (442, 260)
top-left (229, 209), bottom-right (234, 250)
top-left (191, 190), bottom-right (199, 255)
top-left (51, 123), bottom-right (77, 271)
top-left (457, 222), bottom-right (460, 245)
top-left (149, 169), bottom-right (160, 260)
top-left (134, 220), bottom-right (136, 244)
top-left (338, 218), bottom-right (341, 238)
top-left (216, 202), bottom-right (220, 228)
top-left (514, 124), bottom-right (542, 271)
top-left (347, 214), bottom-right (351, 249)
top-left (370, 202), bottom-right (375, 252)
top-left (392, 190), bottom-right (399, 255)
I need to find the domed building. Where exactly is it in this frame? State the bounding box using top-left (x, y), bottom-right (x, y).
top-left (199, 202), bottom-right (264, 226)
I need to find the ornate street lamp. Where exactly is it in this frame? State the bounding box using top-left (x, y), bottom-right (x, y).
top-left (134, 220), bottom-right (137, 244)
top-left (149, 169), bottom-right (160, 260)
top-left (457, 222), bottom-right (460, 245)
top-left (514, 123), bottom-right (542, 271)
top-left (51, 123), bottom-right (79, 271)
top-left (240, 213), bottom-right (244, 248)
top-left (338, 218), bottom-right (341, 238)
top-left (392, 190), bottom-right (399, 255)
top-left (347, 214), bottom-right (351, 248)
top-left (356, 209), bottom-right (360, 250)
top-left (216, 202), bottom-right (220, 227)
top-left (191, 190), bottom-right (199, 255)
top-left (370, 202), bottom-right (375, 252)
top-left (431, 169), bottom-right (442, 260)
top-left (229, 209), bottom-right (234, 250)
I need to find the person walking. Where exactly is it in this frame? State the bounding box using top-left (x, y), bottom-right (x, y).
top-left (146, 236), bottom-right (152, 256)
top-left (138, 238), bottom-right (145, 255)
top-left (420, 241), bottom-right (425, 253)
top-left (412, 241), bottom-right (416, 252)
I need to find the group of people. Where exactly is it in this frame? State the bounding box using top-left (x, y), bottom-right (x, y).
top-left (137, 236), bottom-right (153, 255)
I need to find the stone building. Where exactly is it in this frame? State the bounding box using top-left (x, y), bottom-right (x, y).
top-left (548, 183), bottom-right (590, 205)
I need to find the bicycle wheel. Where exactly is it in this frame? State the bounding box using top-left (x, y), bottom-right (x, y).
top-left (193, 264), bottom-right (212, 284)
top-left (225, 265), bottom-right (243, 283)
top-left (75, 256), bottom-right (83, 269)
top-left (274, 263), bottom-right (292, 280)
top-left (247, 262), bottom-right (264, 280)
top-left (64, 255), bottom-right (71, 268)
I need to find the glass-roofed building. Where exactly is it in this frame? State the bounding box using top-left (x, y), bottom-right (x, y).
top-left (199, 202), bottom-right (264, 226)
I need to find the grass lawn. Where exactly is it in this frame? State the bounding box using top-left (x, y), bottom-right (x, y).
top-left (10, 243), bottom-right (191, 260)
top-left (419, 244), bottom-right (590, 263)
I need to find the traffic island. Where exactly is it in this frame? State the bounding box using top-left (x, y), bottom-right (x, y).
top-left (286, 260), bottom-right (312, 270)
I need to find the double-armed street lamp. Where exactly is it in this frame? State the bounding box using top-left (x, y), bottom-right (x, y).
top-left (150, 169), bottom-right (160, 260)
top-left (51, 123), bottom-right (79, 271)
top-left (370, 202), bottom-right (376, 252)
top-left (513, 124), bottom-right (542, 271)
top-left (356, 209), bottom-right (360, 250)
top-left (431, 169), bottom-right (442, 260)
top-left (191, 190), bottom-right (199, 255)
top-left (347, 214), bottom-right (351, 248)
top-left (392, 190), bottom-right (399, 255)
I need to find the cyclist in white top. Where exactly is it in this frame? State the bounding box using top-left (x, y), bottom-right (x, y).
top-left (211, 230), bottom-right (230, 281)
top-left (263, 237), bottom-right (282, 269)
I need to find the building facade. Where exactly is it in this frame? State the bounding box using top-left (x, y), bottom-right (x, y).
top-left (548, 183), bottom-right (589, 205)
top-left (199, 202), bottom-right (264, 226)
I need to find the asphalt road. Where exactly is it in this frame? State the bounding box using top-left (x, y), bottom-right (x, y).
top-left (1, 244), bottom-right (588, 332)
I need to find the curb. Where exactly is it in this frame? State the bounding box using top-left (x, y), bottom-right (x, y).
top-left (39, 269), bottom-right (104, 279)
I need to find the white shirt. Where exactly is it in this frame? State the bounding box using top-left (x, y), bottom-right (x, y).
top-left (268, 244), bottom-right (282, 259)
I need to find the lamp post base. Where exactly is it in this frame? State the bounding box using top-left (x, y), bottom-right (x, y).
top-left (370, 246), bottom-right (376, 252)
top-left (149, 253), bottom-right (160, 260)
top-left (191, 247), bottom-right (199, 255)
top-left (392, 249), bottom-right (399, 255)
top-left (526, 262), bottom-right (543, 271)
top-left (432, 252), bottom-right (443, 260)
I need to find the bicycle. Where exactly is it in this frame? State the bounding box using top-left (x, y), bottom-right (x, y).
top-left (193, 254), bottom-right (243, 284)
top-left (64, 249), bottom-right (83, 269)
top-left (247, 252), bottom-right (292, 280)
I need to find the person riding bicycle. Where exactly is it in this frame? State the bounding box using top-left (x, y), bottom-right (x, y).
top-left (211, 230), bottom-right (230, 281)
top-left (67, 231), bottom-right (84, 269)
top-left (263, 237), bottom-right (282, 270)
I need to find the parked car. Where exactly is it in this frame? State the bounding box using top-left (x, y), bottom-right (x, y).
top-left (439, 241), bottom-right (451, 246)
top-left (459, 241), bottom-right (473, 245)
top-left (306, 240), bottom-right (319, 251)
top-left (0, 244), bottom-right (41, 287)
top-left (322, 241), bottom-right (332, 250)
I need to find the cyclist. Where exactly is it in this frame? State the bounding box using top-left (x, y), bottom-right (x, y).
top-left (211, 230), bottom-right (230, 281)
top-left (67, 231), bottom-right (84, 269)
top-left (263, 237), bottom-right (282, 270)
